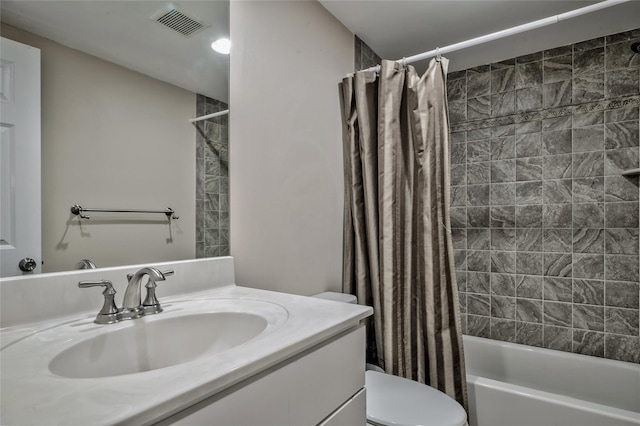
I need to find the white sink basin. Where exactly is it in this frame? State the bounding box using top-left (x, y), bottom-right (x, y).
top-left (49, 312), bottom-right (268, 378)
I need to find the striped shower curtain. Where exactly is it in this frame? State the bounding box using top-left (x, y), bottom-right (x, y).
top-left (339, 58), bottom-right (468, 409)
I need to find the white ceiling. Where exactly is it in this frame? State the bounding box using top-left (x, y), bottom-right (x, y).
top-left (0, 0), bottom-right (229, 102)
top-left (319, 0), bottom-right (640, 72)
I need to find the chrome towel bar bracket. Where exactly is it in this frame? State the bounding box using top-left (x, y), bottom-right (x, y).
top-left (71, 204), bottom-right (179, 220)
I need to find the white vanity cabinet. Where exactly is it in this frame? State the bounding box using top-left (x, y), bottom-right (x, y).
top-left (155, 326), bottom-right (366, 426)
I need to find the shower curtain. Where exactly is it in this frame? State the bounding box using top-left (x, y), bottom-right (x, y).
top-left (339, 58), bottom-right (468, 409)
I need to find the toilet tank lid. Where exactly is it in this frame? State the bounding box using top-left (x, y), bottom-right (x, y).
top-left (312, 292), bottom-right (357, 304)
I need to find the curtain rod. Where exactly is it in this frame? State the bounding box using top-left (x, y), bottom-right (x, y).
top-left (190, 109), bottom-right (229, 123)
top-left (348, 0), bottom-right (630, 76)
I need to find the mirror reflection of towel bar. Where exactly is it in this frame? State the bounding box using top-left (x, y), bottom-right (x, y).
top-left (70, 204), bottom-right (178, 220)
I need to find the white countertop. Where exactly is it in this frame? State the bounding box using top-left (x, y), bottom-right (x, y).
top-left (0, 284), bottom-right (372, 425)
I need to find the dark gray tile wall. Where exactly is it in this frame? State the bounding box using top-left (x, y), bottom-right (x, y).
top-left (448, 29), bottom-right (640, 363)
top-left (355, 35), bottom-right (381, 71)
top-left (195, 95), bottom-right (229, 258)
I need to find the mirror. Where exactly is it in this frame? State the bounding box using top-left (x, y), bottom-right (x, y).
top-left (0, 1), bottom-right (229, 274)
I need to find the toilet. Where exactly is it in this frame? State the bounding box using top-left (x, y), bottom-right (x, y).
top-left (313, 292), bottom-right (467, 426)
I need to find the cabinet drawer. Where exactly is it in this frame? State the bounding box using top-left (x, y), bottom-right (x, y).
top-left (319, 388), bottom-right (366, 426)
top-left (158, 325), bottom-right (365, 425)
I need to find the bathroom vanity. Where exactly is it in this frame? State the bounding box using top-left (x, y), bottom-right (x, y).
top-left (0, 257), bottom-right (372, 425)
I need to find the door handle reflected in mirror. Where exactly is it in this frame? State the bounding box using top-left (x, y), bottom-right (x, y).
top-left (18, 258), bottom-right (37, 272)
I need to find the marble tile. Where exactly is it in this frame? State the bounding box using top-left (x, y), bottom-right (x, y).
top-left (543, 277), bottom-right (572, 302)
top-left (605, 228), bottom-right (640, 255)
top-left (491, 66), bottom-right (515, 94)
top-left (451, 164), bottom-right (466, 186)
top-left (468, 294), bottom-right (491, 316)
top-left (543, 229), bottom-right (573, 253)
top-left (606, 40), bottom-right (640, 70)
top-left (543, 116), bottom-right (572, 131)
top-left (573, 279), bottom-right (605, 305)
top-left (492, 273), bottom-right (516, 296)
top-left (491, 183), bottom-right (515, 205)
top-left (516, 228), bottom-right (543, 252)
top-left (490, 318), bottom-right (516, 342)
top-left (467, 71), bottom-right (490, 98)
top-left (517, 52), bottom-right (543, 64)
top-left (467, 250), bottom-right (491, 272)
top-left (543, 179), bottom-right (572, 204)
top-left (468, 206), bottom-right (490, 228)
top-left (491, 229), bottom-right (516, 250)
top-left (516, 133), bottom-right (542, 158)
top-left (605, 202), bottom-right (639, 228)
top-left (573, 111), bottom-right (604, 127)
top-left (604, 176), bottom-right (640, 203)
top-left (467, 128), bottom-right (491, 141)
top-left (516, 275), bottom-right (543, 299)
top-left (516, 158), bottom-right (543, 181)
top-left (543, 325), bottom-right (572, 351)
top-left (492, 124), bottom-right (515, 138)
top-left (574, 37), bottom-right (604, 52)
top-left (572, 152), bottom-right (604, 178)
top-left (605, 254), bottom-right (639, 283)
top-left (491, 206), bottom-right (516, 228)
top-left (516, 299), bottom-right (543, 323)
top-left (451, 143), bottom-right (467, 164)
top-left (605, 281), bottom-right (639, 309)
top-left (492, 296), bottom-right (516, 319)
top-left (467, 315), bottom-right (491, 338)
top-left (447, 78), bottom-right (467, 101)
top-left (543, 45), bottom-right (572, 59)
top-left (543, 130), bottom-right (572, 155)
top-left (543, 80), bottom-right (572, 108)
top-left (468, 272), bottom-right (490, 294)
top-left (516, 205), bottom-right (543, 228)
top-left (467, 184), bottom-right (490, 206)
top-left (516, 181), bottom-right (543, 205)
top-left (573, 305), bottom-right (604, 331)
top-left (573, 177), bottom-right (605, 203)
top-left (467, 162), bottom-right (491, 184)
top-left (491, 92), bottom-right (516, 117)
top-left (467, 96), bottom-right (491, 119)
top-left (605, 29), bottom-right (640, 44)
top-left (573, 254), bottom-right (605, 280)
top-left (544, 204), bottom-right (573, 228)
top-left (605, 69), bottom-right (640, 99)
top-left (491, 136), bottom-right (516, 160)
top-left (572, 203), bottom-right (604, 228)
top-left (605, 334), bottom-right (640, 363)
top-left (572, 330), bottom-right (605, 358)
top-left (572, 126), bottom-right (604, 153)
top-left (467, 228), bottom-right (490, 250)
top-left (604, 121), bottom-right (639, 150)
top-left (572, 74), bottom-right (605, 103)
top-left (543, 302), bottom-right (572, 327)
top-left (572, 228), bottom-right (604, 254)
top-left (573, 47), bottom-right (604, 77)
top-left (543, 154), bottom-right (572, 180)
top-left (451, 186), bottom-right (467, 207)
top-left (543, 54), bottom-right (572, 83)
top-left (448, 69), bottom-right (467, 81)
top-left (491, 160), bottom-right (516, 183)
top-left (605, 106), bottom-right (639, 123)
top-left (491, 251), bottom-right (516, 274)
top-left (516, 252), bottom-right (543, 276)
top-left (543, 253), bottom-right (572, 277)
top-left (515, 62), bottom-right (543, 89)
top-left (605, 307), bottom-right (639, 336)
top-left (451, 207), bottom-right (467, 228)
top-left (516, 322), bottom-right (543, 347)
top-left (467, 140), bottom-right (491, 163)
top-left (452, 131), bottom-right (467, 144)
top-left (604, 147), bottom-right (639, 176)
top-left (516, 87), bottom-right (543, 112)
top-left (516, 120), bottom-right (542, 135)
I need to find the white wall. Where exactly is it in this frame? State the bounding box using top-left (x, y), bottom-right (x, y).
top-left (1, 24), bottom-right (196, 272)
top-left (230, 1), bottom-right (353, 295)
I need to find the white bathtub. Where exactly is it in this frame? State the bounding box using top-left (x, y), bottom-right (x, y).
top-left (463, 335), bottom-right (640, 426)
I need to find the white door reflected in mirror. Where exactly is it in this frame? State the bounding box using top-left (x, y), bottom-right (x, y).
top-left (0, 37), bottom-right (41, 277)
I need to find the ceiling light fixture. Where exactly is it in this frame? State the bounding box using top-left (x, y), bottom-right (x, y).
top-left (211, 38), bottom-right (231, 54)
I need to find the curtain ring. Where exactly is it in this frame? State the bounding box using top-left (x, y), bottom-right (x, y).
top-left (401, 57), bottom-right (407, 68)
top-left (436, 47), bottom-right (442, 61)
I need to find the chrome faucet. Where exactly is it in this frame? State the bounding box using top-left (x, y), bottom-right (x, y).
top-left (120, 267), bottom-right (174, 320)
top-left (75, 259), bottom-right (97, 269)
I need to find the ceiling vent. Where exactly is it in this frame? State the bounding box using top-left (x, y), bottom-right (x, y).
top-left (151, 7), bottom-right (207, 37)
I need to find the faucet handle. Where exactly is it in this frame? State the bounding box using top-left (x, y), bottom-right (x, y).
top-left (142, 269), bottom-right (174, 315)
top-left (78, 280), bottom-right (120, 324)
